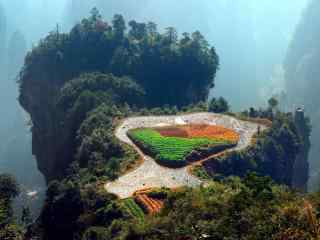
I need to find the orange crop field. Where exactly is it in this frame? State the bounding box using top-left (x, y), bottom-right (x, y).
top-left (135, 194), bottom-right (164, 214)
top-left (156, 124), bottom-right (240, 143)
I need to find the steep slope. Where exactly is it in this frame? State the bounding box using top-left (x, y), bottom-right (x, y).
top-left (284, 0), bottom-right (318, 189)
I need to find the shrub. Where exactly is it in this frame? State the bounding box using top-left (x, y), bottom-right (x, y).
top-left (146, 188), bottom-right (170, 199)
top-left (0, 174), bottom-right (19, 199)
top-left (209, 97), bottom-right (230, 113)
top-left (122, 198), bottom-right (144, 222)
top-left (82, 227), bottom-right (110, 240)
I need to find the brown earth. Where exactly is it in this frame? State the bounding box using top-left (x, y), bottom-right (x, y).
top-left (155, 124), bottom-right (240, 143)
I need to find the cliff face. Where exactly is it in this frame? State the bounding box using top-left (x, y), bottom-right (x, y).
top-left (200, 111), bottom-right (310, 188)
top-left (284, 0), bottom-right (320, 189)
top-left (19, 33), bottom-right (84, 182)
top-left (292, 108), bottom-right (310, 191)
top-left (19, 58), bottom-right (75, 182)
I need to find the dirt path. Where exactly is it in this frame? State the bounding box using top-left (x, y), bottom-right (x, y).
top-left (105, 112), bottom-right (267, 199)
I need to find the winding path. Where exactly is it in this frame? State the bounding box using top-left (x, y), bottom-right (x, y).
top-left (105, 112), bottom-right (267, 198)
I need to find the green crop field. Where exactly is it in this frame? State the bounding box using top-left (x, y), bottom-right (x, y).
top-left (122, 198), bottom-right (145, 222)
top-left (128, 128), bottom-right (231, 166)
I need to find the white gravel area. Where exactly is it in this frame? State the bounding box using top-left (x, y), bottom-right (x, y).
top-left (105, 112), bottom-right (267, 198)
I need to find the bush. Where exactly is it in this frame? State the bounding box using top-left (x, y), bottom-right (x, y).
top-left (122, 198), bottom-right (145, 222)
top-left (209, 97), bottom-right (230, 113)
top-left (0, 174), bottom-right (19, 199)
top-left (82, 227), bottom-right (110, 240)
top-left (146, 188), bottom-right (170, 199)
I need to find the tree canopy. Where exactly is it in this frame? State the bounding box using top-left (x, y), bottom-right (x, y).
top-left (0, 174), bottom-right (21, 240)
top-left (20, 8), bottom-right (219, 108)
top-left (18, 9), bottom-right (219, 181)
top-left (209, 97), bottom-right (230, 113)
top-left (0, 174), bottom-right (19, 200)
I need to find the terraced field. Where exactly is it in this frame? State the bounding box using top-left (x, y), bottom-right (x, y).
top-left (122, 198), bottom-right (145, 222)
top-left (128, 128), bottom-right (232, 167)
top-left (105, 112), bottom-right (268, 198)
top-left (135, 194), bottom-right (164, 214)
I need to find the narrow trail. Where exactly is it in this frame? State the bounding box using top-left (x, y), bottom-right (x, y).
top-left (105, 112), bottom-right (268, 199)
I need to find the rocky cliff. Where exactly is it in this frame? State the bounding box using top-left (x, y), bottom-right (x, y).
top-left (19, 48), bottom-right (76, 181)
top-left (292, 108), bottom-right (310, 191)
top-left (284, 0), bottom-right (320, 189)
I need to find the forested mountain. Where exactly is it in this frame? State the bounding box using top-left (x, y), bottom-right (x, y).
top-left (19, 9), bottom-right (219, 181)
top-left (12, 10), bottom-right (313, 239)
top-left (66, 0), bottom-right (142, 27)
top-left (284, 0), bottom-right (320, 189)
top-left (61, 1), bottom-right (307, 110)
top-left (0, 1), bottom-right (319, 239)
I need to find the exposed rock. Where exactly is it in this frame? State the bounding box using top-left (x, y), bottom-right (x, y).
top-left (292, 108), bottom-right (310, 191)
top-left (19, 55), bottom-right (76, 182)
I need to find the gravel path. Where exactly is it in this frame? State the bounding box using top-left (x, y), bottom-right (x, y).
top-left (105, 112), bottom-right (267, 198)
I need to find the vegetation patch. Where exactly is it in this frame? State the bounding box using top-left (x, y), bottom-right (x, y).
top-left (191, 165), bottom-right (212, 181)
top-left (122, 198), bottom-right (145, 222)
top-left (134, 187), bottom-right (170, 198)
top-left (144, 187), bottom-right (171, 200)
top-left (128, 126), bottom-right (237, 167)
